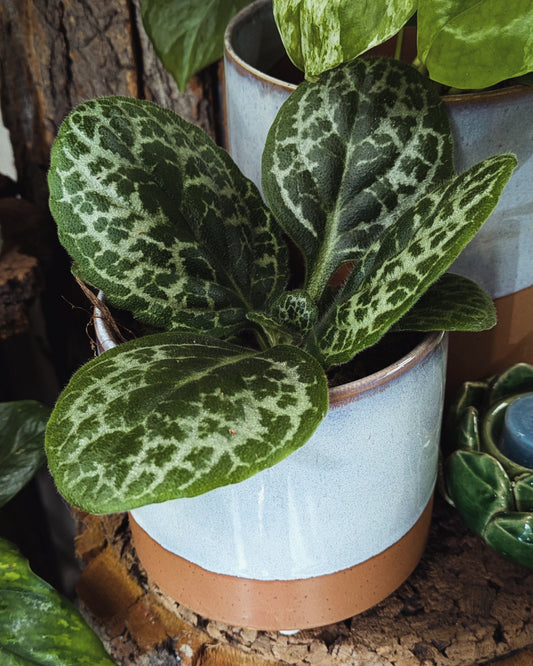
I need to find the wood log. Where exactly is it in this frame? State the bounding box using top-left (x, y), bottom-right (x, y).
top-left (0, 0), bottom-right (217, 209)
top-left (74, 496), bottom-right (533, 666)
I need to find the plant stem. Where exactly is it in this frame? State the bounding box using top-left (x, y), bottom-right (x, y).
top-left (394, 29), bottom-right (405, 61)
top-left (412, 56), bottom-right (429, 77)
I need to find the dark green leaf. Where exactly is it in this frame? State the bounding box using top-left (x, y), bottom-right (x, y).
top-left (142, 0), bottom-right (250, 91)
top-left (0, 538), bottom-right (115, 664)
top-left (262, 57), bottom-right (454, 301)
top-left (0, 401), bottom-right (51, 508)
top-left (445, 450), bottom-right (513, 535)
top-left (45, 332), bottom-right (328, 513)
top-left (417, 0), bottom-right (533, 89)
top-left (48, 96), bottom-right (288, 339)
top-left (393, 273), bottom-right (496, 332)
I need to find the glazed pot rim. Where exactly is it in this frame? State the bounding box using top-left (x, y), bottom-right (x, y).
top-left (94, 291), bottom-right (445, 404)
top-left (328, 330), bottom-right (445, 405)
top-left (224, 0), bottom-right (532, 104)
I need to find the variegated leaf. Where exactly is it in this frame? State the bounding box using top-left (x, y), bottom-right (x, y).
top-left (247, 289), bottom-right (318, 346)
top-left (314, 155), bottom-right (516, 367)
top-left (45, 332), bottom-right (328, 514)
top-left (48, 96), bottom-right (288, 338)
top-left (262, 57), bottom-right (454, 301)
top-left (273, 0), bottom-right (417, 79)
top-left (0, 539), bottom-right (115, 665)
top-left (393, 273), bottom-right (496, 332)
top-left (417, 0), bottom-right (533, 89)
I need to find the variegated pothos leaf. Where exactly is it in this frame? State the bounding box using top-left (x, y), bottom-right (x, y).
top-left (48, 96), bottom-right (288, 338)
top-left (273, 0), bottom-right (417, 79)
top-left (45, 332), bottom-right (328, 514)
top-left (314, 155), bottom-right (517, 367)
top-left (0, 539), bottom-right (115, 665)
top-left (262, 57), bottom-right (454, 301)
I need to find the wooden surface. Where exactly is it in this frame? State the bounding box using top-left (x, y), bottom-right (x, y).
top-left (74, 496), bottom-right (533, 666)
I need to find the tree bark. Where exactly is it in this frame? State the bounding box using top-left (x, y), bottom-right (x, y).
top-left (0, 0), bottom-right (217, 208)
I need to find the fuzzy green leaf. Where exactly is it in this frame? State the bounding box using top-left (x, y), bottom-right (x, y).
top-left (45, 332), bottom-right (328, 514)
top-left (0, 538), bottom-right (115, 665)
top-left (0, 401), bottom-right (50, 508)
top-left (262, 57), bottom-right (454, 301)
top-left (273, 0), bottom-right (417, 79)
top-left (48, 96), bottom-right (287, 339)
top-left (314, 155), bottom-right (516, 367)
top-left (417, 0), bottom-right (533, 89)
top-left (393, 273), bottom-right (496, 332)
top-left (141, 0), bottom-right (250, 91)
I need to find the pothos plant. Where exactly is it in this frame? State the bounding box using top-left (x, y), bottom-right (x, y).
top-left (141, 0), bottom-right (533, 92)
top-left (273, 0), bottom-right (533, 88)
top-left (45, 57), bottom-right (516, 515)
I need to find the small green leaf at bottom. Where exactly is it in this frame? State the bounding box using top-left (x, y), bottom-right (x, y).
top-left (0, 538), bottom-right (115, 665)
top-left (0, 401), bottom-right (51, 508)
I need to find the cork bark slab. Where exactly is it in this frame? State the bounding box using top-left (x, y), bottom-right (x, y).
top-left (0, 248), bottom-right (40, 339)
top-left (74, 497), bottom-right (533, 665)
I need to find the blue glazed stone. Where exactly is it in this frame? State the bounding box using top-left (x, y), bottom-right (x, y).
top-left (500, 394), bottom-right (533, 468)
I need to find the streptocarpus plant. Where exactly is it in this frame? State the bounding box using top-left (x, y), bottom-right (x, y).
top-left (45, 57), bottom-right (516, 514)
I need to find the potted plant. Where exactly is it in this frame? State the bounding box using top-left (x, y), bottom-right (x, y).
top-left (223, 0), bottom-right (533, 392)
top-left (45, 56), bottom-right (515, 630)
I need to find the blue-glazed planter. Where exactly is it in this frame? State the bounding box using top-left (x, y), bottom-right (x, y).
top-left (224, 0), bottom-right (533, 391)
top-left (95, 307), bottom-right (447, 629)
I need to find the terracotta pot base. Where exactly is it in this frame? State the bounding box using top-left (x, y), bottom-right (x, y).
top-left (129, 497), bottom-right (433, 631)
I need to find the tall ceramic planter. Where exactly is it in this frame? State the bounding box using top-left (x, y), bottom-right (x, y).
top-left (95, 307), bottom-right (447, 630)
top-left (224, 0), bottom-right (533, 392)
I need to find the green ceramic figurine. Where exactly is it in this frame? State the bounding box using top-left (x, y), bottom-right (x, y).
top-left (444, 363), bottom-right (533, 569)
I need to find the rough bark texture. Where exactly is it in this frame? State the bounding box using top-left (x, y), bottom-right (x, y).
top-left (74, 497), bottom-right (533, 666)
top-left (0, 179), bottom-right (47, 341)
top-left (0, 0), bottom-right (217, 208)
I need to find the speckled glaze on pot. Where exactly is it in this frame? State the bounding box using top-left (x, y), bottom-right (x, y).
top-left (223, 0), bottom-right (533, 387)
top-left (95, 308), bottom-right (447, 628)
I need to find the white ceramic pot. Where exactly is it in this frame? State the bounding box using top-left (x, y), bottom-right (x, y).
top-left (95, 307), bottom-right (447, 630)
top-left (223, 0), bottom-right (533, 392)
